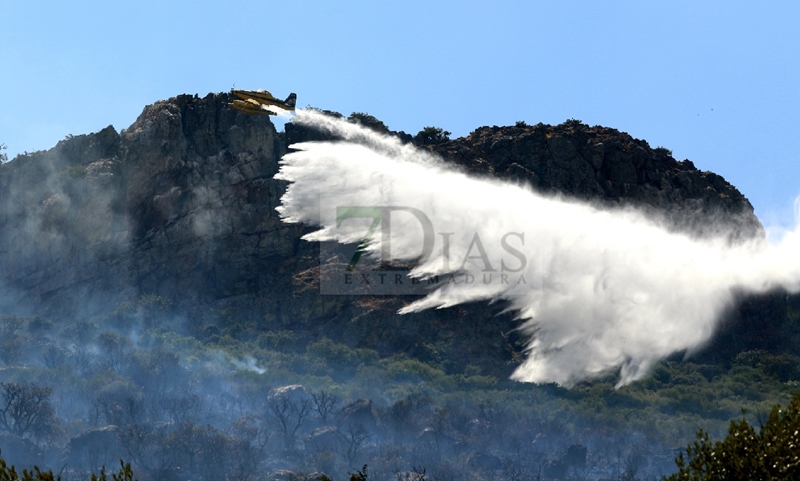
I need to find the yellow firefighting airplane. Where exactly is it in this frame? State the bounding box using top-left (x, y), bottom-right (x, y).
top-left (230, 89), bottom-right (297, 115)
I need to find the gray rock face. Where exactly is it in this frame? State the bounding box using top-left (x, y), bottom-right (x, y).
top-left (304, 426), bottom-right (342, 453)
top-left (0, 93), bottom-right (319, 323)
top-left (436, 122), bottom-right (762, 240)
top-left (0, 93), bottom-right (775, 370)
top-left (337, 399), bottom-right (376, 430)
top-left (65, 425), bottom-right (122, 469)
top-left (0, 124), bottom-right (129, 318)
top-left (120, 93), bottom-right (308, 323)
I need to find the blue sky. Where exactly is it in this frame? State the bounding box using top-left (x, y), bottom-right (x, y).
top-left (1, 1), bottom-right (798, 227)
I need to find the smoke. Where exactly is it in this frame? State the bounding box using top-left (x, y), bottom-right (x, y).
top-left (275, 109), bottom-right (800, 388)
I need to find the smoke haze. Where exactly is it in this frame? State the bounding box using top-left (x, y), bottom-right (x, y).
top-left (277, 109), bottom-right (800, 387)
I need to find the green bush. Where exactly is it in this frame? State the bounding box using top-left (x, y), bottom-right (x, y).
top-left (655, 146), bottom-right (673, 156)
top-left (562, 118), bottom-right (584, 128)
top-left (414, 126), bottom-right (451, 145)
top-left (306, 338), bottom-right (357, 365)
top-left (384, 357), bottom-right (447, 385)
top-left (257, 330), bottom-right (300, 352)
top-left (347, 113), bottom-right (389, 133)
top-left (665, 392), bottom-right (800, 480)
top-left (60, 165), bottom-right (86, 179)
top-left (734, 350), bottom-right (800, 382)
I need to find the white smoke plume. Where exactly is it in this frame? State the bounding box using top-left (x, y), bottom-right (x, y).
top-left (276, 109), bottom-right (800, 387)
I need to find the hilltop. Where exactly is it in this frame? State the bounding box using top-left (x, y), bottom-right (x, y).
top-left (0, 92), bottom-right (792, 374)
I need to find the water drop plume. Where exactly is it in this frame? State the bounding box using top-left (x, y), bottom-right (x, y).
top-left (276, 109), bottom-right (800, 387)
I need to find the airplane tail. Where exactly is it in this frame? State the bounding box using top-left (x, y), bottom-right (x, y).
top-left (285, 93), bottom-right (297, 109)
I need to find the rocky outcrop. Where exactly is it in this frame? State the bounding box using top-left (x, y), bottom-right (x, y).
top-left (65, 425), bottom-right (123, 468)
top-left (0, 124), bottom-right (128, 318)
top-left (435, 121), bottom-right (762, 240)
top-left (337, 399), bottom-right (377, 430)
top-left (0, 92), bottom-right (786, 372)
top-left (0, 93), bottom-right (319, 323)
top-left (119, 93), bottom-right (317, 326)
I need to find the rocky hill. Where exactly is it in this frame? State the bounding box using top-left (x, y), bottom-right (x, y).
top-left (0, 92), bottom-right (792, 373)
top-left (437, 121), bottom-right (763, 240)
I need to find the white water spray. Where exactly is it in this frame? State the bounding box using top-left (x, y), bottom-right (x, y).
top-left (276, 109), bottom-right (800, 387)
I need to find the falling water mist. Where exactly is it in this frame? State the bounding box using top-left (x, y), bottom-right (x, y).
top-left (276, 109), bottom-right (800, 387)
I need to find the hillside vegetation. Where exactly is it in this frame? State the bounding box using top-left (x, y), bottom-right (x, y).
top-left (0, 297), bottom-right (797, 480)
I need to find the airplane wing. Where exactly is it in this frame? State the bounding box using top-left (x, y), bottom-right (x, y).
top-left (230, 98), bottom-right (276, 116)
top-left (232, 89), bottom-right (277, 104)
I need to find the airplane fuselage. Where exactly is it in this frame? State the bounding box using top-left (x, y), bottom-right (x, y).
top-left (231, 89), bottom-right (295, 111)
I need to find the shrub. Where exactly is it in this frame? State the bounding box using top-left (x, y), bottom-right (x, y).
top-left (562, 118), bottom-right (584, 128)
top-left (257, 330), bottom-right (300, 352)
top-left (665, 392), bottom-right (800, 480)
top-left (61, 165), bottom-right (86, 179)
top-left (414, 126), bottom-right (451, 145)
top-left (734, 350), bottom-right (800, 382)
top-left (655, 146), bottom-right (673, 156)
top-left (348, 113), bottom-right (389, 133)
